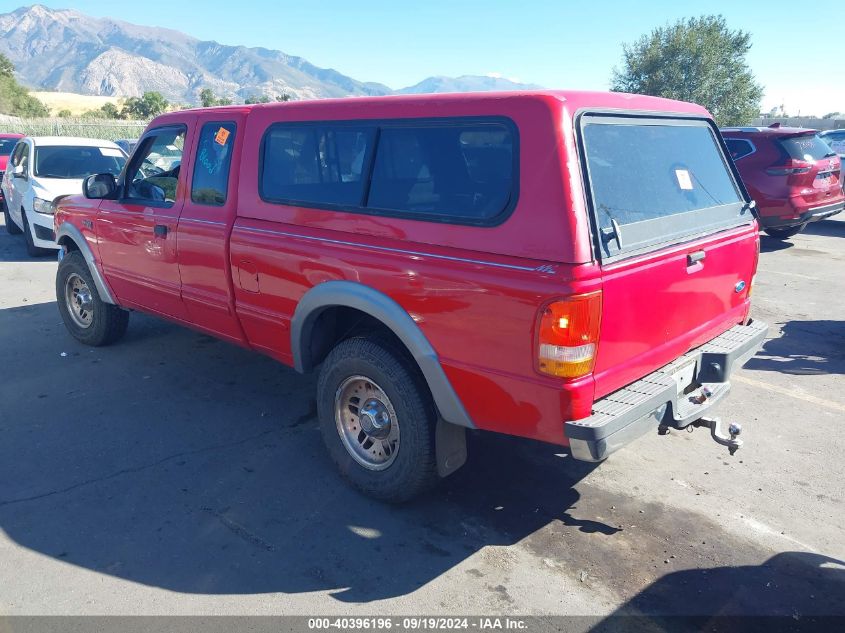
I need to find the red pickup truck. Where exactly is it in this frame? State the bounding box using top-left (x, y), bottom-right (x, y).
top-left (54, 91), bottom-right (767, 501)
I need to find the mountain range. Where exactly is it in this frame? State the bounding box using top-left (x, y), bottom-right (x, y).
top-left (0, 5), bottom-right (540, 104)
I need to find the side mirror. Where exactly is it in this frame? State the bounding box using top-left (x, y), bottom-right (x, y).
top-left (83, 173), bottom-right (118, 200)
top-left (12, 165), bottom-right (25, 178)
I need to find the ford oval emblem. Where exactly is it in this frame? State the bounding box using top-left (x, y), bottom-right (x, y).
top-left (735, 280), bottom-right (747, 293)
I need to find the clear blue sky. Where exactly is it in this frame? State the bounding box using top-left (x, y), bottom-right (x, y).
top-left (3, 0), bottom-right (842, 115)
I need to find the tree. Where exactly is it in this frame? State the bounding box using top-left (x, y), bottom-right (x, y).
top-left (611, 15), bottom-right (763, 126)
top-left (100, 102), bottom-right (122, 119)
top-left (0, 52), bottom-right (14, 79)
top-left (245, 94), bottom-right (271, 104)
top-left (122, 91), bottom-right (169, 119)
top-left (199, 87), bottom-right (232, 107)
top-left (57, 109), bottom-right (72, 118)
top-left (0, 53), bottom-right (49, 117)
top-left (199, 88), bottom-right (217, 108)
top-left (822, 112), bottom-right (841, 120)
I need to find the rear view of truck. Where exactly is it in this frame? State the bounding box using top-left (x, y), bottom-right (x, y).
top-left (560, 110), bottom-right (768, 461)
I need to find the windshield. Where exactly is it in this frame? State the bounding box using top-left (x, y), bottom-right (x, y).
top-left (0, 138), bottom-right (19, 156)
top-left (34, 146), bottom-right (126, 179)
top-left (820, 132), bottom-right (845, 155)
top-left (780, 134), bottom-right (837, 162)
top-left (582, 117), bottom-right (748, 259)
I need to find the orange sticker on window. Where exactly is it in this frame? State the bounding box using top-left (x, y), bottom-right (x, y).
top-left (214, 127), bottom-right (230, 145)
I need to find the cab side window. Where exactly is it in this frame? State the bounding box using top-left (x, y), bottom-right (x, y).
top-left (191, 122), bottom-right (236, 206)
top-left (125, 127), bottom-right (186, 206)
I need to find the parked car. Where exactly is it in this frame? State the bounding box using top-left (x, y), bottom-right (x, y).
top-left (54, 92), bottom-right (767, 501)
top-left (819, 129), bottom-right (845, 159)
top-left (0, 132), bottom-right (24, 224)
top-left (721, 125), bottom-right (843, 239)
top-left (1, 136), bottom-right (126, 256)
top-left (114, 138), bottom-right (137, 156)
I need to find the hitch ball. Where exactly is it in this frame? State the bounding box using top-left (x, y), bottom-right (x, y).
top-left (692, 417), bottom-right (744, 456)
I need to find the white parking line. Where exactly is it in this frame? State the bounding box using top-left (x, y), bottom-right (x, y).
top-left (741, 516), bottom-right (818, 553)
top-left (734, 374), bottom-right (845, 413)
top-left (760, 269), bottom-right (819, 280)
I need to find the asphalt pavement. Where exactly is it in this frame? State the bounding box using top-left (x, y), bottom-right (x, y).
top-left (0, 214), bottom-right (843, 621)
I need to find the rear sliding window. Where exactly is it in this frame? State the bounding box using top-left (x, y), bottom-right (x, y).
top-left (581, 116), bottom-right (749, 260)
top-left (779, 134), bottom-right (837, 162)
top-left (260, 118), bottom-right (516, 225)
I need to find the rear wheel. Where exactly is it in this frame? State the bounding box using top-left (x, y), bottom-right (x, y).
top-left (3, 200), bottom-right (22, 235)
top-left (317, 336), bottom-right (438, 502)
top-left (56, 251), bottom-right (129, 346)
top-left (22, 209), bottom-right (52, 257)
top-left (765, 224), bottom-right (805, 240)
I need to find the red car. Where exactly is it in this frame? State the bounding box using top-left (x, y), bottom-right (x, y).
top-left (0, 132), bottom-right (24, 225)
top-left (53, 91), bottom-right (767, 501)
top-left (722, 125), bottom-right (844, 239)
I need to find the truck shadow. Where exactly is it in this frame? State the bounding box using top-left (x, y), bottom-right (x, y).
top-left (803, 219), bottom-right (845, 238)
top-left (0, 301), bottom-right (607, 603)
top-left (759, 236), bottom-right (794, 253)
top-left (589, 552), bottom-right (845, 631)
top-left (744, 320), bottom-right (845, 376)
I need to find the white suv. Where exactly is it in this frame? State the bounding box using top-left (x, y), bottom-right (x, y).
top-left (1, 137), bottom-right (126, 256)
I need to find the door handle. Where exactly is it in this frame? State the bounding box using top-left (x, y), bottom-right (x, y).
top-left (687, 250), bottom-right (706, 266)
top-left (154, 224), bottom-right (168, 238)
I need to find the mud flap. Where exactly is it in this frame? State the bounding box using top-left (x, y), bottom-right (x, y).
top-left (436, 419), bottom-right (467, 478)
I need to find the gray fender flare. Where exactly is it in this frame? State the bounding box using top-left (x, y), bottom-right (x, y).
top-left (55, 222), bottom-right (117, 305)
top-left (291, 280), bottom-right (475, 430)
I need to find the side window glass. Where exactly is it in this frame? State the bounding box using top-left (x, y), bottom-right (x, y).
top-left (19, 144), bottom-right (30, 173)
top-left (191, 122), bottom-right (236, 206)
top-left (258, 118), bottom-right (517, 225)
top-left (367, 123), bottom-right (514, 221)
top-left (9, 144), bottom-right (22, 167)
top-left (261, 125), bottom-right (375, 206)
top-left (125, 128), bottom-right (185, 206)
top-left (724, 139), bottom-right (753, 161)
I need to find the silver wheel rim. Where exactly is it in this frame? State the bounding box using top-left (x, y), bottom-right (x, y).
top-left (335, 375), bottom-right (400, 470)
top-left (65, 273), bottom-right (94, 329)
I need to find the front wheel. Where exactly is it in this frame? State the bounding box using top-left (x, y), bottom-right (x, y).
top-left (317, 337), bottom-right (439, 502)
top-left (56, 251), bottom-right (129, 346)
top-left (3, 200), bottom-right (22, 235)
top-left (765, 224), bottom-right (805, 240)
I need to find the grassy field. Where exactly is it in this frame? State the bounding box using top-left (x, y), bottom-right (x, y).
top-left (30, 92), bottom-right (121, 116)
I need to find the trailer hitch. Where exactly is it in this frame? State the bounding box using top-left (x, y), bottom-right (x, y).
top-left (691, 417), bottom-right (743, 455)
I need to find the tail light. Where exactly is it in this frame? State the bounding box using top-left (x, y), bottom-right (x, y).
top-left (765, 160), bottom-right (811, 176)
top-left (536, 292), bottom-right (602, 379)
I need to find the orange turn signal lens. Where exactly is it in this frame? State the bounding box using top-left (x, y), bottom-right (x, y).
top-left (537, 292), bottom-right (602, 378)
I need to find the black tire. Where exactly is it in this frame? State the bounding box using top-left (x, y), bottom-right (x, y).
top-left (765, 224), bottom-right (805, 240)
top-left (22, 209), bottom-right (52, 257)
top-left (3, 200), bottom-right (22, 235)
top-left (317, 336), bottom-right (438, 503)
top-left (56, 251), bottom-right (129, 346)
